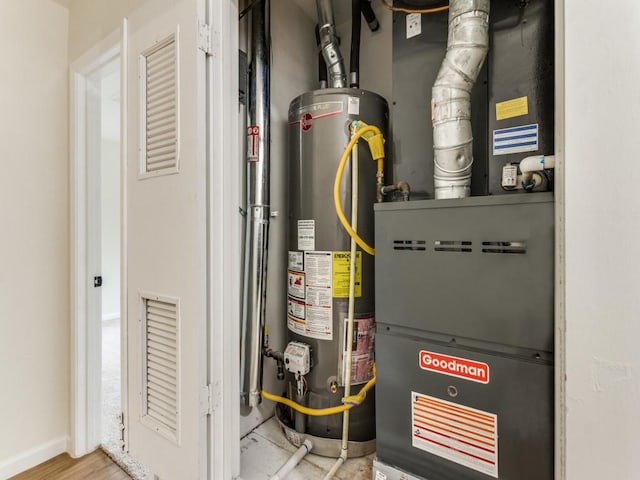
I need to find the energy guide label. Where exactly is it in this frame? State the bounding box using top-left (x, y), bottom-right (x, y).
top-left (411, 392), bottom-right (498, 478)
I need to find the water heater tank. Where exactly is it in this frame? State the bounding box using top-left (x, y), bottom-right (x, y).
top-left (282, 88), bottom-right (388, 449)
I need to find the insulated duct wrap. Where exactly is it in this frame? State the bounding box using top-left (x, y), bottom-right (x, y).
top-left (432, 0), bottom-right (489, 199)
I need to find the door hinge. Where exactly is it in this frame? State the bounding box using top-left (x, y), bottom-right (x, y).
top-left (201, 383), bottom-right (215, 416)
top-left (119, 412), bottom-right (126, 451)
top-left (198, 21), bottom-right (213, 56)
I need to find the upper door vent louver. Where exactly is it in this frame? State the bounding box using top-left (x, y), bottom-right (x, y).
top-left (140, 33), bottom-right (179, 177)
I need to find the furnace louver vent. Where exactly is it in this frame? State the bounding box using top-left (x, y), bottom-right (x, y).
top-left (434, 240), bottom-right (473, 253)
top-left (140, 33), bottom-right (179, 177)
top-left (482, 241), bottom-right (527, 254)
top-left (393, 240), bottom-right (426, 251)
top-left (141, 293), bottom-right (180, 444)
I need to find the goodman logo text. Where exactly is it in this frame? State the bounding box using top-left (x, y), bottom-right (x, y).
top-left (419, 350), bottom-right (490, 384)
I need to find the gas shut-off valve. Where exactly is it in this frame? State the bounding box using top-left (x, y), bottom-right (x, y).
top-left (284, 341), bottom-right (312, 375)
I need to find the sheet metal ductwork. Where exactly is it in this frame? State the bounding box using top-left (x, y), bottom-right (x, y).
top-left (432, 0), bottom-right (490, 199)
top-left (316, 0), bottom-right (347, 88)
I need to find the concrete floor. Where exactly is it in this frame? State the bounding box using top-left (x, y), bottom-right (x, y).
top-left (240, 418), bottom-right (374, 480)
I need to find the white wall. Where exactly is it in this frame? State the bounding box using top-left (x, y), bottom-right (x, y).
top-left (101, 139), bottom-right (121, 319)
top-left (335, 2), bottom-right (392, 105)
top-left (0, 0), bottom-right (70, 474)
top-left (564, 1), bottom-right (640, 478)
top-left (101, 68), bottom-right (121, 320)
top-left (68, 0), bottom-right (145, 62)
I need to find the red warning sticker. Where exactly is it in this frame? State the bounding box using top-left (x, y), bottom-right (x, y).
top-left (247, 125), bottom-right (260, 162)
top-left (419, 351), bottom-right (489, 384)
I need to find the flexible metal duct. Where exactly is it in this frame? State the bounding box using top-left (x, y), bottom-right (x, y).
top-left (240, 0), bottom-right (270, 407)
top-left (432, 0), bottom-right (489, 199)
top-left (316, 0), bottom-right (346, 88)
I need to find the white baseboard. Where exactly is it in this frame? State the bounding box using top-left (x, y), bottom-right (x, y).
top-left (102, 312), bottom-right (120, 322)
top-left (0, 436), bottom-right (69, 479)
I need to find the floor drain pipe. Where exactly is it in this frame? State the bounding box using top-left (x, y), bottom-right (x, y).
top-left (270, 440), bottom-right (313, 480)
top-left (240, 0), bottom-right (271, 407)
top-left (432, 0), bottom-right (490, 199)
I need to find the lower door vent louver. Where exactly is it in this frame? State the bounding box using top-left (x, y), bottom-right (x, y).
top-left (141, 293), bottom-right (180, 444)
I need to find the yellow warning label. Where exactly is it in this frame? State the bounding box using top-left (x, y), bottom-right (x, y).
top-left (496, 96), bottom-right (529, 121)
top-left (332, 251), bottom-right (362, 298)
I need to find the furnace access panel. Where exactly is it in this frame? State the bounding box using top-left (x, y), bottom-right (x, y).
top-left (374, 194), bottom-right (554, 480)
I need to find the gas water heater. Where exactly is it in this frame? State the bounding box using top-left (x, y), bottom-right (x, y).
top-left (276, 88), bottom-right (388, 453)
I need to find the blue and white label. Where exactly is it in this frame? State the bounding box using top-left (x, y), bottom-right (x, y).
top-left (493, 124), bottom-right (539, 156)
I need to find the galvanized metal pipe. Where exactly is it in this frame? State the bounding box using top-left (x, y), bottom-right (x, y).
top-left (432, 0), bottom-right (490, 199)
top-left (241, 0), bottom-right (270, 407)
top-left (316, 0), bottom-right (347, 88)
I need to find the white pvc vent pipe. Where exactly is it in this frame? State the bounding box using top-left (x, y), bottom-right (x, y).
top-left (432, 0), bottom-right (490, 199)
top-left (269, 439), bottom-right (313, 480)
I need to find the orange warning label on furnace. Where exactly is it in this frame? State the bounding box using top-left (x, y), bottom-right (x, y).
top-left (411, 392), bottom-right (498, 478)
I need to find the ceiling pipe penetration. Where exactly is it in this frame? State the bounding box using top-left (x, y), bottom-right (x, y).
top-left (432, 0), bottom-right (490, 199)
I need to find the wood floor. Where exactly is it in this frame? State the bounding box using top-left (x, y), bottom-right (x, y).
top-left (10, 449), bottom-right (131, 480)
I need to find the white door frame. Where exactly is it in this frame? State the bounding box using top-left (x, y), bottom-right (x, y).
top-left (69, 26), bottom-right (127, 458)
top-left (208, 0), bottom-right (241, 477)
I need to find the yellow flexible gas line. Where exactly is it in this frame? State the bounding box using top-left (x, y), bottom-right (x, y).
top-left (333, 124), bottom-right (385, 256)
top-left (261, 365), bottom-right (376, 417)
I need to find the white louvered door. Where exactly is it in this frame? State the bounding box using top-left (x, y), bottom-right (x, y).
top-left (125, 0), bottom-right (207, 478)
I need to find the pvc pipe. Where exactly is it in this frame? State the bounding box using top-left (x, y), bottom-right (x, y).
top-left (324, 131), bottom-right (359, 480)
top-left (270, 439), bottom-right (313, 480)
top-left (519, 155), bottom-right (555, 173)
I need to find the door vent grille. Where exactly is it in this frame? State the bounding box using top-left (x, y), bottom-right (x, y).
top-left (482, 241), bottom-right (527, 254)
top-left (141, 293), bottom-right (180, 444)
top-left (434, 240), bottom-right (473, 253)
top-left (140, 34), bottom-right (179, 177)
top-left (393, 240), bottom-right (426, 251)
